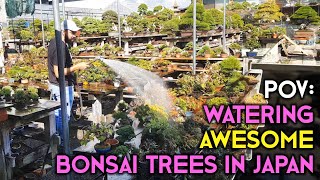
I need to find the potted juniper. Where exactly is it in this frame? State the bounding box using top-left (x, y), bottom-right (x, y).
top-left (244, 38), bottom-right (261, 57)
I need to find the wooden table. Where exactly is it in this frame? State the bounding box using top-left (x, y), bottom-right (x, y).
top-left (0, 99), bottom-right (60, 180)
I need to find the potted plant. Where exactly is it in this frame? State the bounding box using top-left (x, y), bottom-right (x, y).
top-left (116, 125), bottom-right (135, 144)
top-left (94, 143), bottom-right (112, 154)
top-left (113, 145), bottom-right (129, 158)
top-left (0, 86), bottom-right (13, 102)
top-left (80, 123), bottom-right (114, 146)
top-left (229, 43), bottom-right (242, 58)
top-left (169, 47), bottom-right (183, 58)
top-left (13, 88), bottom-right (29, 109)
top-left (244, 38), bottom-right (261, 57)
top-left (197, 45), bottom-right (213, 58)
top-left (123, 26), bottom-right (134, 37)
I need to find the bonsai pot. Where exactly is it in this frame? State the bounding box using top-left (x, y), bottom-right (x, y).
top-left (272, 33), bottom-right (278, 39)
top-left (246, 52), bottom-right (258, 57)
top-left (215, 85), bottom-right (224, 92)
top-left (94, 143), bottom-right (111, 154)
top-left (235, 52), bottom-right (241, 58)
top-left (0, 109), bottom-right (8, 122)
top-left (21, 79), bottom-right (29, 84)
top-left (123, 32), bottom-right (134, 36)
top-left (89, 82), bottom-right (99, 87)
top-left (180, 30), bottom-right (193, 37)
top-left (104, 139), bottom-right (119, 149)
top-left (220, 53), bottom-right (228, 58)
top-left (108, 32), bottom-right (119, 37)
top-left (204, 54), bottom-right (211, 58)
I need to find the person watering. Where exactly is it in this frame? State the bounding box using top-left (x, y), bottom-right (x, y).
top-left (47, 20), bottom-right (89, 141)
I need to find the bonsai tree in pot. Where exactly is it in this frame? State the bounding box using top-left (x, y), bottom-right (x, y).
top-left (244, 38), bottom-right (261, 57)
top-left (169, 47), bottom-right (183, 58)
top-left (197, 45), bottom-right (214, 58)
top-left (229, 43), bottom-right (242, 57)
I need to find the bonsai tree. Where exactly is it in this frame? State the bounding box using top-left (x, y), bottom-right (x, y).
top-left (13, 88), bottom-right (30, 108)
top-left (27, 87), bottom-right (39, 102)
top-left (146, 44), bottom-right (155, 51)
top-left (0, 86), bottom-right (13, 101)
top-left (138, 3), bottom-right (148, 16)
top-left (80, 123), bottom-right (114, 145)
top-left (161, 18), bottom-right (179, 34)
top-left (116, 125), bottom-right (135, 144)
top-left (229, 43), bottom-right (241, 52)
top-left (153, 5), bottom-right (163, 13)
top-left (244, 38), bottom-right (261, 52)
top-left (203, 8), bottom-right (223, 28)
top-left (93, 45), bottom-right (104, 56)
top-left (70, 47), bottom-right (80, 56)
top-left (254, 0), bottom-right (284, 23)
top-left (220, 56), bottom-right (242, 73)
top-left (290, 6), bottom-right (320, 25)
top-left (169, 47), bottom-right (183, 57)
top-left (179, 3), bottom-right (210, 31)
top-left (207, 97), bottom-right (228, 107)
top-left (197, 45), bottom-right (214, 57)
top-left (113, 145), bottom-right (129, 157)
top-left (102, 10), bottom-right (118, 23)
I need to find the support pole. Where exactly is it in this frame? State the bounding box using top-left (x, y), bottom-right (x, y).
top-left (52, 2), bottom-right (71, 180)
top-left (192, 0), bottom-right (196, 75)
top-left (223, 0), bottom-right (227, 52)
top-left (62, 0), bottom-right (66, 20)
top-left (117, 0), bottom-right (121, 48)
top-left (40, 0), bottom-right (46, 47)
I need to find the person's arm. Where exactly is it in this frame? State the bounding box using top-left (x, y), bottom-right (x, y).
top-left (53, 62), bottom-right (89, 78)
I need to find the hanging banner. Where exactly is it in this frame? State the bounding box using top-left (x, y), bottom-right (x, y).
top-left (5, 0), bottom-right (35, 18)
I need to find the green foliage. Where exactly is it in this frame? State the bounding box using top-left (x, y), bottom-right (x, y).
top-left (113, 145), bottom-right (129, 157)
top-left (220, 56), bottom-right (242, 72)
top-left (271, 26), bottom-right (286, 35)
top-left (156, 8), bottom-right (174, 21)
top-left (93, 45), bottom-right (104, 55)
top-left (0, 86), bottom-right (13, 98)
top-left (78, 60), bottom-right (115, 82)
top-left (20, 29), bottom-right (34, 41)
top-left (116, 125), bottom-right (135, 144)
top-left (102, 10), bottom-right (118, 23)
top-left (138, 3), bottom-right (148, 15)
top-left (290, 6), bottom-right (320, 25)
top-left (227, 2), bottom-right (245, 11)
top-left (27, 87), bottom-right (39, 102)
top-left (197, 45), bottom-right (213, 57)
top-left (176, 74), bottom-right (196, 95)
top-left (14, 88), bottom-right (29, 105)
top-left (70, 47), bottom-right (80, 56)
top-left (146, 44), bottom-right (155, 50)
top-left (229, 43), bottom-right (241, 51)
top-left (8, 66), bottom-right (36, 81)
top-left (127, 58), bottom-right (153, 71)
top-left (227, 13), bottom-right (244, 29)
top-left (207, 97), bottom-right (229, 107)
top-left (254, 0), bottom-right (284, 23)
top-left (179, 3), bottom-right (210, 31)
top-left (244, 38), bottom-right (261, 51)
top-left (203, 8), bottom-right (223, 27)
top-left (80, 123), bottom-right (114, 145)
top-left (153, 5), bottom-right (163, 13)
top-left (213, 47), bottom-right (224, 55)
top-left (161, 18), bottom-right (180, 33)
